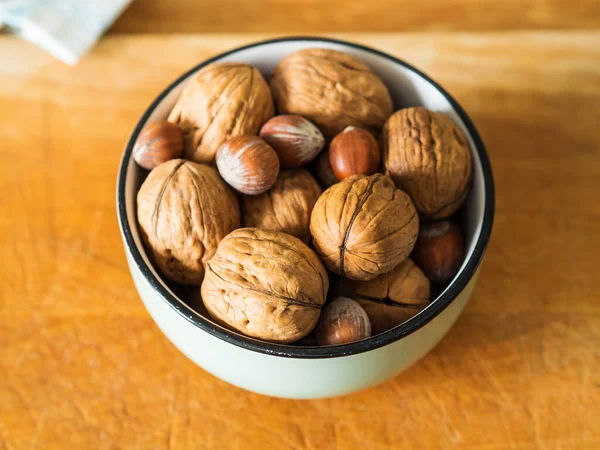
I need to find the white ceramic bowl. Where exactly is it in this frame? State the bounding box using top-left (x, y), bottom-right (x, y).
top-left (117, 37), bottom-right (495, 399)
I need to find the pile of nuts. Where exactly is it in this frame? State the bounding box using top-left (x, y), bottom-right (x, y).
top-left (134, 48), bottom-right (472, 346)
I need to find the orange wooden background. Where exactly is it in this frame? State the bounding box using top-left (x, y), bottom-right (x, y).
top-left (1, 1), bottom-right (599, 448)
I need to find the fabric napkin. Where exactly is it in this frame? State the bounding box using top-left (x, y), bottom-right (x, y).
top-left (0, 0), bottom-right (132, 65)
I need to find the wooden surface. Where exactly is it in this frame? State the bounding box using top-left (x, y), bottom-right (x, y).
top-left (111, 0), bottom-right (600, 32)
top-left (1, 20), bottom-right (600, 450)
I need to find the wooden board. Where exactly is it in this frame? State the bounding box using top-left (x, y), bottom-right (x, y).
top-left (1, 32), bottom-right (599, 449)
top-left (111, 0), bottom-right (600, 33)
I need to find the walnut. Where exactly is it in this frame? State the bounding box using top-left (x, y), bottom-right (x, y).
top-left (382, 107), bottom-right (472, 219)
top-left (269, 49), bottom-right (393, 139)
top-left (201, 228), bottom-right (329, 343)
top-left (242, 169), bottom-right (322, 242)
top-left (137, 159), bottom-right (240, 285)
top-left (342, 258), bottom-right (431, 335)
top-left (310, 174), bottom-right (419, 281)
top-left (168, 63), bottom-right (275, 164)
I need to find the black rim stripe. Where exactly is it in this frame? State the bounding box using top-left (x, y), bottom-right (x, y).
top-left (116, 36), bottom-right (495, 359)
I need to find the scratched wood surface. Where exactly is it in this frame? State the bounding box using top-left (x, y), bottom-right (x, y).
top-left (1, 31), bottom-right (600, 449)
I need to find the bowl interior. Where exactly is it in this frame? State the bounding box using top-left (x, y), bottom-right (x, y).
top-left (119, 38), bottom-right (491, 356)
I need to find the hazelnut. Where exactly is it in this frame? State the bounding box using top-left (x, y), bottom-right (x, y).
top-left (168, 62), bottom-right (274, 164)
top-left (382, 107), bottom-right (472, 219)
top-left (270, 48), bottom-right (393, 138)
top-left (242, 169), bottom-right (322, 242)
top-left (316, 297), bottom-right (371, 345)
top-left (314, 150), bottom-right (338, 189)
top-left (259, 115), bottom-right (325, 168)
top-left (137, 159), bottom-right (240, 285)
top-left (215, 135), bottom-right (280, 195)
top-left (310, 174), bottom-right (418, 281)
top-left (412, 220), bottom-right (464, 282)
top-left (343, 258), bottom-right (431, 335)
top-left (329, 127), bottom-right (380, 180)
top-left (133, 121), bottom-right (184, 170)
top-left (201, 228), bottom-right (329, 343)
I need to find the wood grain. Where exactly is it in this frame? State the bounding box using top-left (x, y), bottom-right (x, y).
top-left (111, 0), bottom-right (600, 33)
top-left (1, 32), bottom-right (599, 449)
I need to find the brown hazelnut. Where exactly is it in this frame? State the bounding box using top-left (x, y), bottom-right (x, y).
top-left (382, 107), bottom-right (472, 219)
top-left (242, 169), bottom-right (322, 242)
top-left (412, 220), bottom-right (464, 282)
top-left (314, 150), bottom-right (338, 189)
top-left (310, 174), bottom-right (419, 281)
top-left (215, 135), bottom-right (280, 195)
top-left (329, 127), bottom-right (380, 180)
top-left (168, 62), bottom-right (274, 164)
top-left (133, 121), bottom-right (184, 170)
top-left (270, 49), bottom-right (393, 139)
top-left (259, 115), bottom-right (325, 168)
top-left (201, 228), bottom-right (329, 343)
top-left (137, 159), bottom-right (240, 285)
top-left (316, 297), bottom-right (371, 345)
top-left (344, 258), bottom-right (431, 335)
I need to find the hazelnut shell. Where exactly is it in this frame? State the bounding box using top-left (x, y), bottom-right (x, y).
top-left (412, 220), bottom-right (465, 282)
top-left (314, 150), bottom-right (338, 189)
top-left (329, 126), bottom-right (380, 180)
top-left (316, 297), bottom-right (371, 345)
top-left (259, 115), bottom-right (325, 168)
top-left (133, 121), bottom-right (184, 170)
top-left (215, 135), bottom-right (280, 195)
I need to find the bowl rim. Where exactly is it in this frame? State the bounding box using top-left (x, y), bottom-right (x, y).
top-left (117, 36), bottom-right (495, 359)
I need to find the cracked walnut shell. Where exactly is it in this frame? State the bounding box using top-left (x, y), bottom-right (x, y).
top-left (137, 159), bottom-right (240, 285)
top-left (168, 63), bottom-right (274, 164)
top-left (201, 228), bottom-right (329, 343)
top-left (382, 107), bottom-right (472, 219)
top-left (242, 169), bottom-right (322, 242)
top-left (342, 258), bottom-right (431, 335)
top-left (269, 48), bottom-right (393, 139)
top-left (310, 174), bottom-right (419, 281)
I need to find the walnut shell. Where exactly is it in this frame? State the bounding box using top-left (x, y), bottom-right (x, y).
top-left (168, 63), bottom-right (275, 164)
top-left (346, 258), bottom-right (431, 335)
top-left (242, 169), bottom-right (322, 242)
top-left (137, 159), bottom-right (240, 285)
top-left (201, 228), bottom-right (329, 343)
top-left (310, 174), bottom-right (419, 281)
top-left (269, 49), bottom-right (393, 139)
top-left (382, 107), bottom-right (472, 219)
